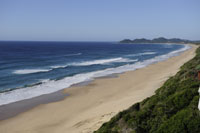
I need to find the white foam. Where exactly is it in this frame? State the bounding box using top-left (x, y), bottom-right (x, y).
top-left (70, 57), bottom-right (129, 66)
top-left (50, 65), bottom-right (68, 69)
top-left (13, 69), bottom-right (51, 74)
top-left (39, 79), bottom-right (50, 83)
top-left (0, 44), bottom-right (190, 105)
top-left (51, 57), bottom-right (137, 69)
top-left (15, 58), bottom-right (136, 74)
top-left (64, 53), bottom-right (82, 57)
top-left (126, 52), bottom-right (157, 57)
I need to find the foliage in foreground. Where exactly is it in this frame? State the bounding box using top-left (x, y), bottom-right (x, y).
top-left (95, 46), bottom-right (200, 133)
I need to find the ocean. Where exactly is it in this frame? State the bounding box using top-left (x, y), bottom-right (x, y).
top-left (0, 41), bottom-right (190, 105)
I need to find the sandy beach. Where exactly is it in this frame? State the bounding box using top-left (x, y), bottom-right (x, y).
top-left (0, 44), bottom-right (198, 133)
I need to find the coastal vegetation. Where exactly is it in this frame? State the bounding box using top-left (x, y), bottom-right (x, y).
top-left (95, 46), bottom-right (200, 133)
top-left (120, 37), bottom-right (200, 44)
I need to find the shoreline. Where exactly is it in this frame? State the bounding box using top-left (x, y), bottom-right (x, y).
top-left (0, 43), bottom-right (190, 106)
top-left (0, 43), bottom-right (187, 120)
top-left (0, 44), bottom-right (190, 106)
top-left (0, 44), bottom-right (198, 133)
top-left (0, 73), bottom-right (118, 121)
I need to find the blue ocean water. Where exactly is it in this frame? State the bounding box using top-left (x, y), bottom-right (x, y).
top-left (0, 41), bottom-right (190, 105)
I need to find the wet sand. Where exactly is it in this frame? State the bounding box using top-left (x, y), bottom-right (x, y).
top-left (0, 90), bottom-right (68, 120)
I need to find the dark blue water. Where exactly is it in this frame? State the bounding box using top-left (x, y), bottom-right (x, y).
top-left (0, 41), bottom-right (189, 105)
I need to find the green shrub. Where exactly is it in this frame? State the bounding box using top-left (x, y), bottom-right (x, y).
top-left (95, 46), bottom-right (200, 133)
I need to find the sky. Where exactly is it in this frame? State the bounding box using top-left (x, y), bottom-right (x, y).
top-left (0, 0), bottom-right (200, 41)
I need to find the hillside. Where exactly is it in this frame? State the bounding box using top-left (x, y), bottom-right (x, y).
top-left (95, 46), bottom-right (200, 133)
top-left (120, 37), bottom-right (200, 44)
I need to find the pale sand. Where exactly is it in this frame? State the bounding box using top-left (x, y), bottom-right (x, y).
top-left (0, 44), bottom-right (198, 133)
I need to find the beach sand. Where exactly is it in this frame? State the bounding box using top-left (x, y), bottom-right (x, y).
top-left (0, 44), bottom-right (198, 133)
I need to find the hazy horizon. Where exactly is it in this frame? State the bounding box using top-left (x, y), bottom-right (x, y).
top-left (1, 0), bottom-right (200, 41)
top-left (0, 37), bottom-right (199, 42)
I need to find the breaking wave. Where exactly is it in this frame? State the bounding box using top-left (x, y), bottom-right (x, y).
top-left (0, 44), bottom-right (190, 105)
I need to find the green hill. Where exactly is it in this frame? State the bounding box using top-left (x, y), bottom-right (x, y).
top-left (119, 37), bottom-right (200, 44)
top-left (95, 46), bottom-right (200, 133)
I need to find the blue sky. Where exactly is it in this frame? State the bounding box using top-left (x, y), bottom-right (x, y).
top-left (0, 0), bottom-right (199, 41)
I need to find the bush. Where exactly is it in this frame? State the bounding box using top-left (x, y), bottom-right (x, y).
top-left (95, 47), bottom-right (200, 133)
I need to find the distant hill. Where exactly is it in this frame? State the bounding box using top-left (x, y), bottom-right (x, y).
top-left (120, 37), bottom-right (199, 44)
